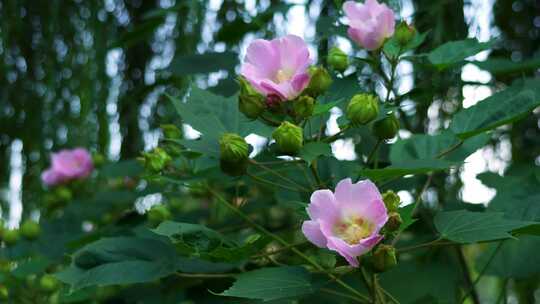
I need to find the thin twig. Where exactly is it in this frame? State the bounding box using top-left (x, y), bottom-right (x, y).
top-left (208, 189), bottom-right (371, 303)
top-left (249, 159), bottom-right (310, 192)
top-left (366, 139), bottom-right (383, 166)
top-left (175, 272), bottom-right (236, 279)
top-left (455, 246), bottom-right (481, 304)
top-left (391, 174), bottom-right (433, 246)
top-left (247, 172), bottom-right (303, 192)
top-left (460, 241), bottom-right (504, 303)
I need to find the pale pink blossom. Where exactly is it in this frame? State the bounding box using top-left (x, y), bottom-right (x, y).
top-left (240, 35), bottom-right (311, 101)
top-left (302, 178), bottom-right (388, 267)
top-left (41, 148), bottom-right (94, 186)
top-left (343, 0), bottom-right (395, 50)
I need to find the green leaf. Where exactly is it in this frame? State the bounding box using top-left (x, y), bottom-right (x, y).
top-left (312, 100), bottom-right (343, 116)
top-left (472, 57), bottom-right (540, 76)
top-left (483, 236), bottom-right (540, 279)
top-left (397, 204), bottom-right (417, 234)
top-left (99, 159), bottom-right (144, 178)
top-left (298, 142), bottom-right (332, 164)
top-left (434, 210), bottom-right (535, 243)
top-left (170, 52), bottom-right (238, 75)
top-left (427, 38), bottom-right (494, 69)
top-left (153, 221), bottom-right (269, 262)
top-left (219, 266), bottom-right (315, 301)
top-left (57, 236), bottom-right (238, 291)
top-left (383, 31), bottom-right (429, 59)
top-left (449, 78), bottom-right (540, 139)
top-left (152, 221), bottom-right (229, 253)
top-left (167, 87), bottom-right (272, 156)
top-left (390, 131), bottom-right (489, 163)
top-left (12, 256), bottom-right (50, 279)
top-left (380, 261), bottom-right (461, 303)
top-left (56, 237), bottom-right (178, 290)
top-left (359, 159), bottom-right (459, 182)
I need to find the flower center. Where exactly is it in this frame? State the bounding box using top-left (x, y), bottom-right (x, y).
top-left (275, 68), bottom-right (293, 83)
top-left (333, 216), bottom-right (374, 245)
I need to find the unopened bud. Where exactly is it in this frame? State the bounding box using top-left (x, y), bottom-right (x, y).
top-left (238, 77), bottom-right (266, 119)
top-left (92, 153), bottom-right (106, 167)
top-left (2, 229), bottom-right (19, 246)
top-left (0, 285), bottom-right (8, 300)
top-left (147, 205), bottom-right (172, 224)
top-left (382, 190), bottom-right (401, 212)
top-left (306, 66), bottom-right (332, 97)
top-left (39, 274), bottom-right (59, 292)
top-left (55, 186), bottom-right (72, 202)
top-left (373, 114), bottom-right (400, 139)
top-left (219, 134), bottom-right (250, 176)
top-left (219, 133), bottom-right (249, 163)
top-left (346, 94), bottom-right (380, 125)
top-left (385, 212), bottom-right (403, 232)
top-left (160, 124), bottom-right (183, 140)
top-left (373, 245), bottom-right (397, 272)
top-left (272, 121), bottom-right (303, 155)
top-left (395, 21), bottom-right (416, 46)
top-left (327, 47), bottom-right (349, 72)
top-left (141, 147), bottom-right (172, 173)
top-left (21, 220), bottom-right (41, 240)
top-left (293, 95), bottom-right (315, 119)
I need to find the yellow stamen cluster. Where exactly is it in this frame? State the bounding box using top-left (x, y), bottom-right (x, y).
top-left (334, 216), bottom-right (374, 245)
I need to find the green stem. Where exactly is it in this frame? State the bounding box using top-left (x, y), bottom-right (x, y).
top-left (397, 238), bottom-right (454, 253)
top-left (460, 241), bottom-right (504, 303)
top-left (247, 172), bottom-right (304, 193)
top-left (250, 160), bottom-right (310, 192)
top-left (259, 115), bottom-right (281, 126)
top-left (310, 160), bottom-right (325, 189)
top-left (366, 139), bottom-right (383, 167)
top-left (391, 174), bottom-right (432, 246)
top-left (175, 272), bottom-right (236, 279)
top-left (208, 189), bottom-right (370, 303)
top-left (455, 246), bottom-right (481, 304)
top-left (323, 125), bottom-right (350, 143)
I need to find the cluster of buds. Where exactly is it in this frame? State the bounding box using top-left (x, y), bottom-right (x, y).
top-left (0, 219), bottom-right (42, 247)
top-left (139, 147), bottom-right (172, 173)
top-left (382, 190), bottom-right (403, 233)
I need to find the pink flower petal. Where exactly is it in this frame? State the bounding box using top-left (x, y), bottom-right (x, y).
top-left (302, 220), bottom-right (327, 248)
top-left (307, 189), bottom-right (339, 222)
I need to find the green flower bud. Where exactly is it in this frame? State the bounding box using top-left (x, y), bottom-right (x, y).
top-left (293, 95), bottom-right (315, 119)
top-left (2, 229), bottom-right (19, 246)
top-left (327, 47), bottom-right (349, 72)
top-left (21, 220), bottom-right (41, 240)
top-left (55, 186), bottom-right (72, 202)
top-left (385, 212), bottom-right (403, 232)
top-left (219, 133), bottom-right (249, 164)
top-left (373, 114), bottom-right (400, 139)
top-left (160, 124), bottom-right (183, 140)
top-left (0, 285), bottom-right (8, 300)
top-left (92, 153), bottom-right (106, 167)
top-left (141, 147), bottom-right (172, 173)
top-left (147, 205), bottom-right (172, 224)
top-left (395, 21), bottom-right (416, 46)
top-left (238, 77), bottom-right (266, 119)
top-left (373, 244), bottom-right (397, 272)
top-left (382, 190), bottom-right (401, 212)
top-left (219, 133), bottom-right (249, 176)
top-left (306, 66), bottom-right (332, 97)
top-left (39, 274), bottom-right (59, 292)
top-left (272, 121), bottom-right (303, 155)
top-left (346, 94), bottom-right (380, 125)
